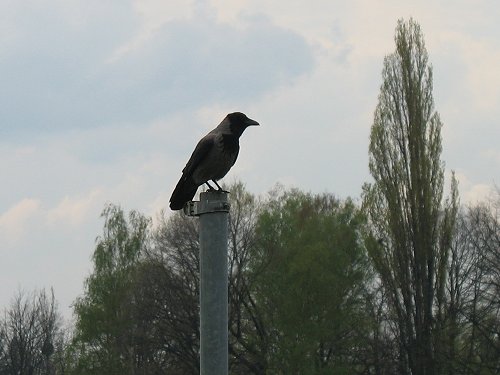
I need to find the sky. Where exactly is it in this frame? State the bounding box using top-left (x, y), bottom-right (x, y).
top-left (1, 0), bottom-right (499, 319)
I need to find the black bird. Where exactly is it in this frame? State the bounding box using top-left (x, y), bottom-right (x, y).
top-left (169, 112), bottom-right (259, 210)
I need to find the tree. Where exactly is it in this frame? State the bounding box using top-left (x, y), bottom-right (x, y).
top-left (254, 188), bottom-right (372, 374)
top-left (71, 204), bottom-right (150, 375)
top-left (362, 18), bottom-right (458, 375)
top-left (443, 195), bottom-right (500, 375)
top-left (148, 183), bottom-right (377, 373)
top-left (139, 209), bottom-right (201, 374)
top-left (0, 289), bottom-right (63, 375)
top-left (68, 183), bottom-right (265, 374)
top-left (226, 182), bottom-right (267, 374)
top-left (146, 184), bottom-right (375, 374)
top-left (144, 181), bottom-right (266, 374)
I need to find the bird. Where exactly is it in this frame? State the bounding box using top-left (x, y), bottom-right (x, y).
top-left (169, 112), bottom-right (259, 210)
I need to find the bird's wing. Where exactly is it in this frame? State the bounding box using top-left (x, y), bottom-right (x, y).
top-left (182, 133), bottom-right (215, 176)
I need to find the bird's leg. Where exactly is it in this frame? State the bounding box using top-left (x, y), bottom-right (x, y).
top-left (205, 181), bottom-right (216, 191)
top-left (212, 180), bottom-right (229, 193)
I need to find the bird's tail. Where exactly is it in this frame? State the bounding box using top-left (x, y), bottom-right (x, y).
top-left (169, 175), bottom-right (199, 210)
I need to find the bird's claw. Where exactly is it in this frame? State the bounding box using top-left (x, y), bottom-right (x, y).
top-left (204, 182), bottom-right (229, 193)
top-left (204, 182), bottom-right (216, 191)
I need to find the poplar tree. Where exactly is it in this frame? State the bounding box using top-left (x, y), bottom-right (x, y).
top-left (363, 19), bottom-right (458, 375)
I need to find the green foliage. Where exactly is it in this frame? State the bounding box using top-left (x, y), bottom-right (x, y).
top-left (254, 188), bottom-right (372, 374)
top-left (9, 181), bottom-right (492, 374)
top-left (70, 204), bottom-right (151, 375)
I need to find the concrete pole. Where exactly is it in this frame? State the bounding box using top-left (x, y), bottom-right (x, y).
top-left (185, 190), bottom-right (230, 375)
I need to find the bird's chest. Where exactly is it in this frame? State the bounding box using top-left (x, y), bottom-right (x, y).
top-left (209, 135), bottom-right (239, 171)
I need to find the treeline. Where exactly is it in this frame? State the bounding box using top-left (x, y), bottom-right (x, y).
top-left (1, 18), bottom-right (499, 375)
top-left (0, 183), bottom-right (499, 374)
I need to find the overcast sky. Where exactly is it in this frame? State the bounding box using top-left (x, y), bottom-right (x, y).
top-left (1, 0), bottom-right (499, 319)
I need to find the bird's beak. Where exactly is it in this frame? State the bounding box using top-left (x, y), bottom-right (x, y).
top-left (245, 118), bottom-right (260, 126)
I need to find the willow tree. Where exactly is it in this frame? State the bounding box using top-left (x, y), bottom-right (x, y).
top-left (363, 19), bottom-right (458, 375)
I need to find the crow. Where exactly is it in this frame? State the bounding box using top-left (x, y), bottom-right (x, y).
top-left (169, 112), bottom-right (259, 210)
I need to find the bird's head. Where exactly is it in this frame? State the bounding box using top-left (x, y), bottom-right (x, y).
top-left (227, 112), bottom-right (259, 137)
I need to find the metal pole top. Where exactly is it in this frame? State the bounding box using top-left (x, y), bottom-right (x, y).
top-left (183, 190), bottom-right (230, 217)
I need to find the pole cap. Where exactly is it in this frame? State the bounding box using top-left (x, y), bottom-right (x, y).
top-left (183, 190), bottom-right (230, 216)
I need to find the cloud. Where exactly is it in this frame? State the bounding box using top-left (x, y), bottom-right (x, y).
top-left (463, 184), bottom-right (496, 205)
top-left (47, 189), bottom-right (103, 226)
top-left (482, 149), bottom-right (500, 166)
top-left (0, 198), bottom-right (41, 244)
top-left (107, 0), bottom-right (197, 64)
top-left (0, 1), bottom-right (313, 139)
top-left (133, 0), bottom-right (195, 27)
top-left (95, 14), bottom-right (314, 118)
top-left (435, 32), bottom-right (500, 111)
top-left (454, 171), bottom-right (497, 204)
top-left (0, 1), bottom-right (138, 136)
